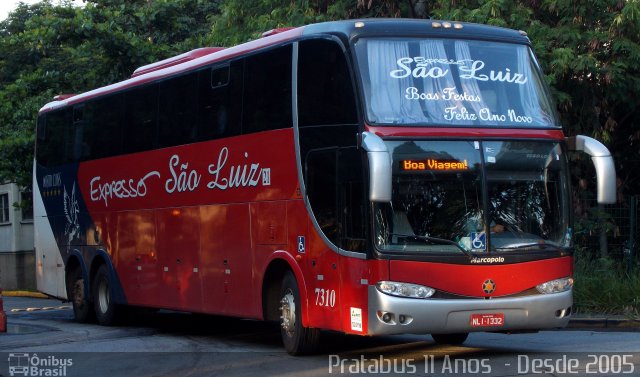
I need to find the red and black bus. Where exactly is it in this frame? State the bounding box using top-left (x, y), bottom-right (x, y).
top-left (34, 19), bottom-right (616, 354)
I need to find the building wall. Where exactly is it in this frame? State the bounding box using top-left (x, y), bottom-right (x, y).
top-left (0, 182), bottom-right (35, 290)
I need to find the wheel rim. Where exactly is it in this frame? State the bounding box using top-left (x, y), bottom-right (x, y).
top-left (279, 289), bottom-right (296, 336)
top-left (98, 278), bottom-right (110, 314)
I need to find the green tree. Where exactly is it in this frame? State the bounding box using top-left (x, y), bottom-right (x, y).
top-left (0, 0), bottom-right (220, 189)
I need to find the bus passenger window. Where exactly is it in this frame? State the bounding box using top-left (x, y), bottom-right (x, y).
top-left (298, 39), bottom-right (357, 127)
top-left (124, 84), bottom-right (158, 154)
top-left (242, 45), bottom-right (292, 134)
top-left (71, 106), bottom-right (85, 161)
top-left (197, 62), bottom-right (242, 141)
top-left (211, 65), bottom-right (229, 88)
top-left (159, 72), bottom-right (198, 147)
top-left (82, 95), bottom-right (124, 160)
top-left (37, 109), bottom-right (71, 166)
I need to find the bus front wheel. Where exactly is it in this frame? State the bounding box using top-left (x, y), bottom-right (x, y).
top-left (92, 264), bottom-right (121, 325)
top-left (279, 271), bottom-right (319, 355)
top-left (431, 333), bottom-right (469, 345)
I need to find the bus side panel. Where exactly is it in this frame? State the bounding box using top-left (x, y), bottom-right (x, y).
top-left (200, 203), bottom-right (255, 317)
top-left (339, 258), bottom-right (389, 335)
top-left (251, 201), bottom-right (288, 317)
top-left (76, 130), bottom-right (298, 314)
top-left (156, 206), bottom-right (202, 312)
top-left (303, 219), bottom-right (342, 331)
top-left (219, 204), bottom-right (256, 317)
top-left (33, 166), bottom-right (65, 298)
top-left (110, 210), bottom-right (159, 307)
top-left (283, 200), bottom-right (311, 325)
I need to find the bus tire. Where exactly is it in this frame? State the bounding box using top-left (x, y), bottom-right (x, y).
top-left (92, 264), bottom-right (121, 325)
top-left (279, 271), bottom-right (319, 355)
top-left (431, 333), bottom-right (469, 345)
top-left (67, 267), bottom-right (94, 323)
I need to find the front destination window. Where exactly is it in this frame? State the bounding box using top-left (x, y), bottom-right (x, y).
top-left (374, 141), bottom-right (570, 254)
top-left (354, 38), bottom-right (558, 128)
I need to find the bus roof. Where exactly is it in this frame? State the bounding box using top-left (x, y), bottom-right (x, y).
top-left (302, 19), bottom-right (530, 44)
top-left (39, 19), bottom-right (530, 114)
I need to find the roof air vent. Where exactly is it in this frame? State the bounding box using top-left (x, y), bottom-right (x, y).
top-left (261, 27), bottom-right (295, 38)
top-left (132, 47), bottom-right (226, 78)
top-left (53, 94), bottom-right (76, 101)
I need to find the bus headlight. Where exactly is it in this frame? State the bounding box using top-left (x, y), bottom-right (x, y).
top-left (376, 281), bottom-right (435, 299)
top-left (536, 277), bottom-right (574, 294)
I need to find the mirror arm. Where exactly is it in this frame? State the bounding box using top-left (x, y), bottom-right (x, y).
top-left (361, 132), bottom-right (392, 202)
top-left (566, 135), bottom-right (616, 204)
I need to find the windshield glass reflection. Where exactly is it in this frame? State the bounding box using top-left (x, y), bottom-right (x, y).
top-left (374, 141), bottom-right (570, 254)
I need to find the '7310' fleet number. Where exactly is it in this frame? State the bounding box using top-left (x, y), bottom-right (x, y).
top-left (314, 288), bottom-right (336, 308)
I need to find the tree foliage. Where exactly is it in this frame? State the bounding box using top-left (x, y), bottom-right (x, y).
top-left (0, 0), bottom-right (219, 188)
top-left (0, 0), bottom-right (638, 198)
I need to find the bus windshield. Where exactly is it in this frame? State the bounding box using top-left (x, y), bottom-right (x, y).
top-left (374, 140), bottom-right (570, 254)
top-left (354, 38), bottom-right (559, 128)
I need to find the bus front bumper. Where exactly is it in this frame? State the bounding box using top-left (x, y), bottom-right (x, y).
top-left (367, 285), bottom-right (572, 336)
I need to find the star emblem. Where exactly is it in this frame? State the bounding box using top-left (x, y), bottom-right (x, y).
top-left (482, 279), bottom-right (496, 294)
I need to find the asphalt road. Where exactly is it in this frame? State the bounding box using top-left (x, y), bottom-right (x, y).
top-left (1, 296), bottom-right (639, 377)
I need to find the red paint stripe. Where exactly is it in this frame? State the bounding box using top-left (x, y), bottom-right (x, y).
top-left (365, 125), bottom-right (565, 140)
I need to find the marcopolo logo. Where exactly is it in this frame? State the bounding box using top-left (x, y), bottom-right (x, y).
top-left (470, 256), bottom-right (505, 264)
top-left (7, 353), bottom-right (73, 376)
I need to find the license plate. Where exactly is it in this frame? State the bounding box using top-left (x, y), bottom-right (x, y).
top-left (470, 313), bottom-right (504, 327)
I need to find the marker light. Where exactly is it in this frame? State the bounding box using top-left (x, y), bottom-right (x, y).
top-left (376, 281), bottom-right (435, 299)
top-left (536, 277), bottom-right (574, 294)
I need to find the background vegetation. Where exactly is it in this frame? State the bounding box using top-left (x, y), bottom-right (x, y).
top-left (1, 0), bottom-right (638, 313)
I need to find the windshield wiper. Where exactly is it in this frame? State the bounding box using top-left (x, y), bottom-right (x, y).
top-left (494, 243), bottom-right (562, 252)
top-left (389, 233), bottom-right (478, 260)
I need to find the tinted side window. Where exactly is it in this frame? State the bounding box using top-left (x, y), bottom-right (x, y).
top-left (306, 148), bottom-right (338, 245)
top-left (71, 106), bottom-right (85, 161)
top-left (243, 45), bottom-right (292, 133)
top-left (159, 72), bottom-right (198, 147)
top-left (124, 84), bottom-right (158, 154)
top-left (338, 147), bottom-right (365, 252)
top-left (37, 109), bottom-right (71, 166)
top-left (305, 146), bottom-right (366, 252)
top-left (83, 95), bottom-right (124, 160)
top-left (298, 39), bottom-right (358, 127)
top-left (197, 62), bottom-right (243, 141)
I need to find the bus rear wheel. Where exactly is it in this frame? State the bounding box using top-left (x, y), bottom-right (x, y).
top-left (92, 264), bottom-right (121, 325)
top-left (67, 267), bottom-right (94, 323)
top-left (431, 333), bottom-right (469, 345)
top-left (279, 271), bottom-right (319, 355)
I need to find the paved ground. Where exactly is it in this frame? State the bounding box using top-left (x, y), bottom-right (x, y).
top-left (1, 296), bottom-right (639, 377)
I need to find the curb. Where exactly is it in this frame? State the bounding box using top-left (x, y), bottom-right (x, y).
top-left (568, 316), bottom-right (640, 329)
top-left (1, 291), bottom-right (49, 299)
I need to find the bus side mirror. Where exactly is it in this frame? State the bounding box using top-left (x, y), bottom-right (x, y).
top-left (361, 132), bottom-right (392, 202)
top-left (566, 135), bottom-right (616, 204)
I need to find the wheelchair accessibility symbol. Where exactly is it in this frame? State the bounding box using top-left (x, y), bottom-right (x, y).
top-left (297, 236), bottom-right (305, 253)
top-left (470, 232), bottom-right (486, 250)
